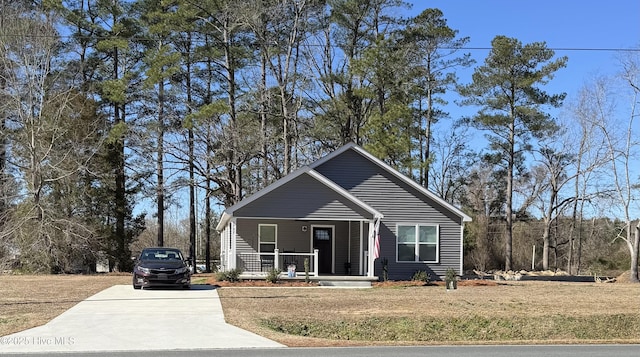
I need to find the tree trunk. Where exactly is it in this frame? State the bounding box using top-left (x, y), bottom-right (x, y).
top-left (281, 89), bottom-right (291, 175)
top-left (423, 54), bottom-right (433, 189)
top-left (505, 116), bottom-right (515, 271)
top-left (113, 43), bottom-right (128, 271)
top-left (186, 34), bottom-right (196, 267)
top-left (629, 221), bottom-right (639, 283)
top-left (0, 64), bottom-right (6, 215)
top-left (542, 187), bottom-right (558, 271)
top-left (260, 37), bottom-right (268, 186)
top-left (223, 21), bottom-right (241, 205)
top-left (205, 170), bottom-right (211, 273)
top-left (156, 79), bottom-right (164, 247)
top-left (542, 219), bottom-right (550, 271)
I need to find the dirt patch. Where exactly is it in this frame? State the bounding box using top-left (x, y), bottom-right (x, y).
top-left (208, 279), bottom-right (318, 288)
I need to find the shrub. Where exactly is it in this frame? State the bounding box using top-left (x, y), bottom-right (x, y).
top-left (215, 268), bottom-right (242, 282)
top-left (265, 268), bottom-right (282, 284)
top-left (445, 268), bottom-right (457, 281)
top-left (381, 257), bottom-right (389, 281)
top-left (445, 268), bottom-right (458, 290)
top-left (412, 270), bottom-right (430, 284)
top-left (304, 258), bottom-right (310, 283)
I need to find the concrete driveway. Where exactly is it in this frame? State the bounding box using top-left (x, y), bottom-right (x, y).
top-left (0, 285), bottom-right (284, 353)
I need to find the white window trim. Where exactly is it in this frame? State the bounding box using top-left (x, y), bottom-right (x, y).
top-left (258, 224), bottom-right (278, 253)
top-left (395, 223), bottom-right (439, 263)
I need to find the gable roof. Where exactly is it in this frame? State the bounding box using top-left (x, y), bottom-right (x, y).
top-left (310, 143), bottom-right (472, 223)
top-left (215, 165), bottom-right (383, 231)
top-left (216, 143), bottom-right (471, 231)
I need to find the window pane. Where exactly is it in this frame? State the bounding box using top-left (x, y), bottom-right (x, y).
top-left (397, 226), bottom-right (415, 243)
top-left (419, 226), bottom-right (437, 243)
top-left (260, 225), bottom-right (276, 242)
top-left (419, 244), bottom-right (437, 261)
top-left (314, 228), bottom-right (331, 241)
top-left (398, 244), bottom-right (415, 261)
top-left (260, 243), bottom-right (275, 253)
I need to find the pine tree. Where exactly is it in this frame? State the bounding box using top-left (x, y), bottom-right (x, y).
top-left (459, 35), bottom-right (567, 271)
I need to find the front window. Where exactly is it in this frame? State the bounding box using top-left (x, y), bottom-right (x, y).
top-left (396, 224), bottom-right (439, 262)
top-left (259, 224), bottom-right (277, 252)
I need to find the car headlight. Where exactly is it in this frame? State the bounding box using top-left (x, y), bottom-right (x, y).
top-left (136, 266), bottom-right (151, 274)
top-left (174, 267), bottom-right (188, 274)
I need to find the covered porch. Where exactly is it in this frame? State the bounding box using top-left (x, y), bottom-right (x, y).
top-left (215, 166), bottom-right (384, 280)
top-left (220, 218), bottom-right (380, 279)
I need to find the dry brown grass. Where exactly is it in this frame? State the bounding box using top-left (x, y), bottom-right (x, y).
top-left (0, 274), bottom-right (131, 336)
top-left (2, 275), bottom-right (640, 347)
top-left (217, 281), bottom-right (640, 346)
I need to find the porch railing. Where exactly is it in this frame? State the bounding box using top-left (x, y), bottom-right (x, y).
top-left (236, 249), bottom-right (318, 276)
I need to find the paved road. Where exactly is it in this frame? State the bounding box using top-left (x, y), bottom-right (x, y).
top-left (0, 285), bottom-right (284, 353)
top-left (3, 345), bottom-right (640, 357)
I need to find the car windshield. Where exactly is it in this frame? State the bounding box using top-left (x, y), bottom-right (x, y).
top-left (141, 249), bottom-right (182, 261)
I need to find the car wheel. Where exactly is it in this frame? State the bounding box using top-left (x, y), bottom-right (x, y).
top-left (133, 284), bottom-right (141, 289)
top-left (183, 284), bottom-right (190, 290)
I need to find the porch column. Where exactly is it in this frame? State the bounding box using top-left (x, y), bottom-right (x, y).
top-left (367, 220), bottom-right (375, 277)
top-left (230, 220), bottom-right (237, 270)
top-left (313, 249), bottom-right (319, 276)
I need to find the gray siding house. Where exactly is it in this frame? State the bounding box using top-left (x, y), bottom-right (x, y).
top-left (216, 143), bottom-right (471, 280)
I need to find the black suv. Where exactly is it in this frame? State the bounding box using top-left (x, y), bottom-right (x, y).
top-left (132, 247), bottom-right (191, 289)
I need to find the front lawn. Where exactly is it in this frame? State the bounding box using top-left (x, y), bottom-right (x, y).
top-left (217, 281), bottom-right (640, 346)
top-left (0, 274), bottom-right (131, 336)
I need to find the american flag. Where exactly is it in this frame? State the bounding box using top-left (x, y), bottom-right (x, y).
top-left (373, 218), bottom-right (381, 259)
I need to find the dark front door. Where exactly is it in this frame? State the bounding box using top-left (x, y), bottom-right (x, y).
top-left (313, 227), bottom-right (333, 274)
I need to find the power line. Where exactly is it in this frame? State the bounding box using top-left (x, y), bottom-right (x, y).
top-left (460, 47), bottom-right (640, 53)
top-left (0, 33), bottom-right (638, 53)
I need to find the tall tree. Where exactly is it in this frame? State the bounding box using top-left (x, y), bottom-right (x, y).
top-left (428, 125), bottom-right (474, 205)
top-left (459, 36), bottom-right (567, 271)
top-left (63, 0), bottom-right (146, 271)
top-left (358, 32), bottom-right (414, 170)
top-left (618, 50), bottom-right (640, 283)
top-left (591, 53), bottom-right (640, 282)
top-left (532, 144), bottom-right (574, 270)
top-left (310, 0), bottom-right (407, 148)
top-left (567, 76), bottom-right (626, 274)
top-left (0, 0), bottom-right (19, 229)
top-left (0, 0), bottom-right (110, 272)
top-left (184, 0), bottom-right (254, 207)
top-left (402, 8), bottom-right (473, 187)
top-left (134, 0), bottom-right (184, 247)
top-left (243, 0), bottom-right (322, 178)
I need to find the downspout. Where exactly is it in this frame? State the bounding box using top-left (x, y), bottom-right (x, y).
top-left (347, 221), bottom-right (352, 273)
top-left (359, 221), bottom-right (364, 275)
top-left (460, 221), bottom-right (465, 275)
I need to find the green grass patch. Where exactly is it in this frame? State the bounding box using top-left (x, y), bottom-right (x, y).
top-left (191, 277), bottom-right (208, 284)
top-left (262, 314), bottom-right (640, 342)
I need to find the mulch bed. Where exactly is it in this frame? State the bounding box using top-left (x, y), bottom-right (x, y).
top-left (204, 276), bottom-right (498, 288)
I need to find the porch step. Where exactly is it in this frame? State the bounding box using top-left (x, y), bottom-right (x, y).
top-left (318, 280), bottom-right (372, 288)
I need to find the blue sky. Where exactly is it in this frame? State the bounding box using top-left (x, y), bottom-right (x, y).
top-left (401, 1), bottom-right (640, 218)
top-left (404, 0), bottom-right (640, 100)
